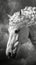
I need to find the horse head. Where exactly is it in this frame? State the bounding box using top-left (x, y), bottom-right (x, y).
top-left (6, 7), bottom-right (36, 58)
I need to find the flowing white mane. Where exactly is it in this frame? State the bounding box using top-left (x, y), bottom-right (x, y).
top-left (6, 7), bottom-right (36, 57)
top-left (8, 6), bottom-right (36, 27)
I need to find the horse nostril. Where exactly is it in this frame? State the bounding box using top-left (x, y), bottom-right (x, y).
top-left (8, 52), bottom-right (11, 57)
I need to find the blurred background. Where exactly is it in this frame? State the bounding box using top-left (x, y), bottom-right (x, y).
top-left (0, 0), bottom-right (36, 65)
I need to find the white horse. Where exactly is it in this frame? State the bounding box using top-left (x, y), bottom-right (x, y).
top-left (6, 7), bottom-right (36, 58)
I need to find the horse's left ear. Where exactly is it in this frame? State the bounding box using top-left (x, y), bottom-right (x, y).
top-left (8, 14), bottom-right (12, 19)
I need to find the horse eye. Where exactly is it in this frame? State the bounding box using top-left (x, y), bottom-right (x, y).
top-left (15, 29), bottom-right (20, 33)
top-left (8, 52), bottom-right (11, 57)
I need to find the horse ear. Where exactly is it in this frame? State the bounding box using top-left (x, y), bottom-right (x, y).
top-left (8, 14), bottom-right (12, 19)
